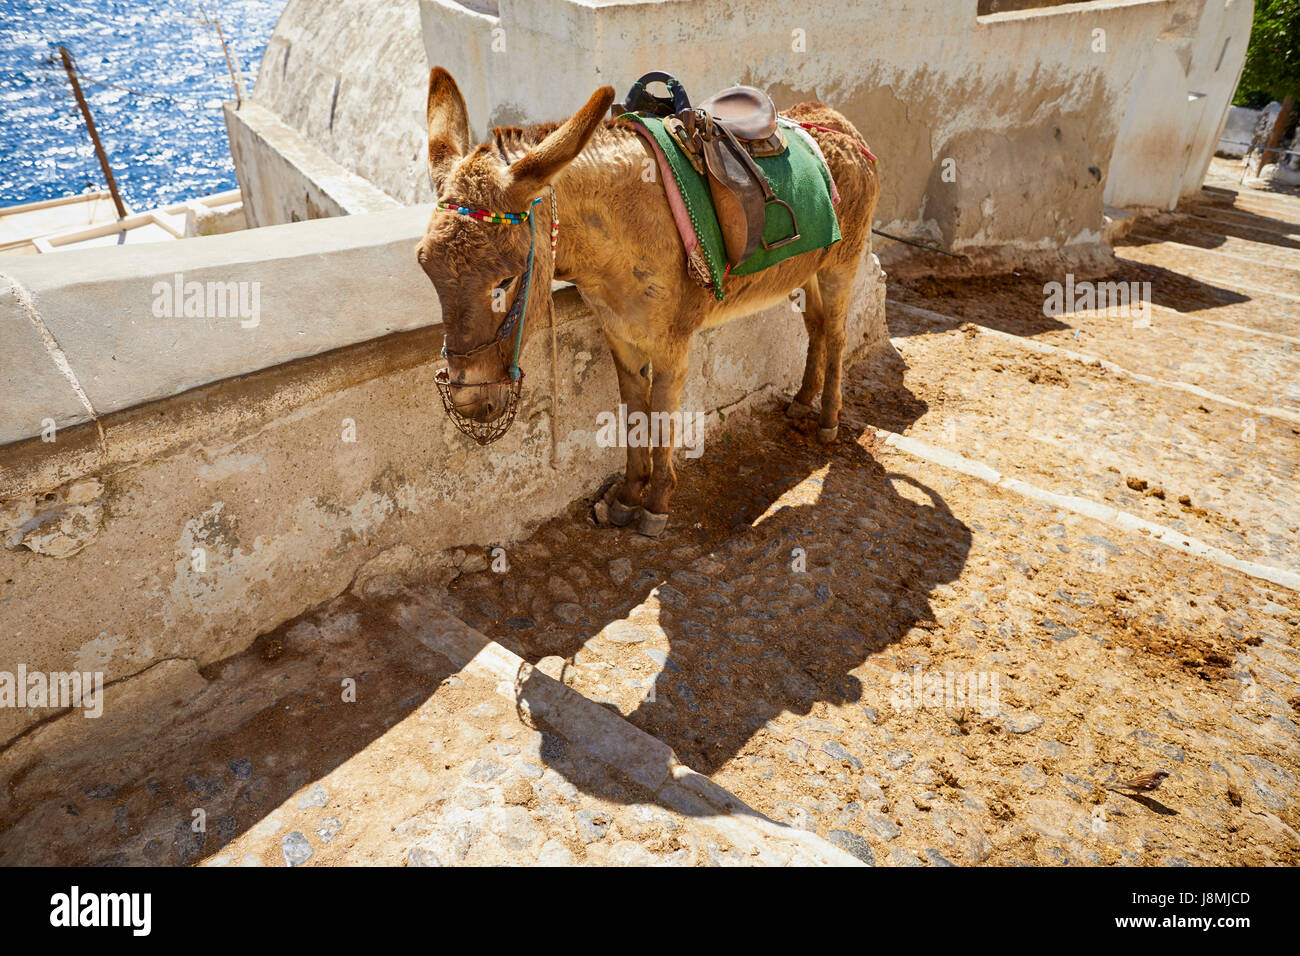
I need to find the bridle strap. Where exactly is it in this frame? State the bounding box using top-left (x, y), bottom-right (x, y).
top-left (505, 198), bottom-right (542, 380)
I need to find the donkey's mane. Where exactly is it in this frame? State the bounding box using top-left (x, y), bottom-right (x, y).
top-left (488, 118), bottom-right (639, 164)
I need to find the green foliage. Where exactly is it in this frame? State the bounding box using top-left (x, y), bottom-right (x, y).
top-left (1233, 89), bottom-right (1275, 109)
top-left (1233, 0), bottom-right (1300, 106)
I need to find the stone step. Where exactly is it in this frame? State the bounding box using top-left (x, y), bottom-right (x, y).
top-left (1140, 219), bottom-right (1300, 270)
top-left (889, 295), bottom-right (1300, 416)
top-left (1120, 236), bottom-right (1300, 300)
top-left (0, 585), bottom-right (861, 866)
top-left (882, 301), bottom-right (1300, 571)
top-left (440, 393), bottom-right (1299, 865)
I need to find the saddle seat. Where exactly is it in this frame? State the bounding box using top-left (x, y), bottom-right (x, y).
top-left (618, 72), bottom-right (800, 267)
top-left (698, 86), bottom-right (778, 141)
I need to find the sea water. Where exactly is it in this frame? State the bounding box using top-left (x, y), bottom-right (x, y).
top-left (0, 0), bottom-right (285, 209)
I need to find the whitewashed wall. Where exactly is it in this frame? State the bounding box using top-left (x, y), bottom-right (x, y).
top-left (1105, 0), bottom-right (1254, 211)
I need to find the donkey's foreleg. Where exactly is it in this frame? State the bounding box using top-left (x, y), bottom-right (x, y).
top-left (596, 333), bottom-right (652, 527)
top-left (814, 265), bottom-right (857, 443)
top-left (638, 355), bottom-right (689, 537)
top-left (787, 276), bottom-right (825, 421)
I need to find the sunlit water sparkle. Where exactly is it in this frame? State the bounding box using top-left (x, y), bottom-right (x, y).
top-left (0, 0), bottom-right (285, 209)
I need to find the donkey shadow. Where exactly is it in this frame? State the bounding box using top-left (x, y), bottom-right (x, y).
top-left (470, 350), bottom-right (974, 823)
top-left (620, 452), bottom-right (970, 782)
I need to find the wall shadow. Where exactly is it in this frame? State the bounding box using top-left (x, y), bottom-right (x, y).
top-left (894, 261), bottom-right (1253, 327)
top-left (886, 273), bottom-right (1072, 338)
top-left (1167, 208), bottom-right (1300, 250)
top-left (0, 593), bottom-right (459, 866)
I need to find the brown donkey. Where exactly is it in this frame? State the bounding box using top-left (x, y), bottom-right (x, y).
top-left (416, 68), bottom-right (880, 537)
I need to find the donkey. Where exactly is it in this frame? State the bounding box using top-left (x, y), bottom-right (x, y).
top-left (416, 68), bottom-right (879, 537)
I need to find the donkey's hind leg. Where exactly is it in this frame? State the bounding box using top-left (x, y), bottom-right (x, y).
top-left (813, 261), bottom-right (859, 443)
top-left (786, 276), bottom-right (825, 422)
top-left (593, 332), bottom-right (652, 527)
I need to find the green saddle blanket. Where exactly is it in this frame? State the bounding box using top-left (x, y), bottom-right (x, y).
top-left (621, 113), bottom-right (841, 300)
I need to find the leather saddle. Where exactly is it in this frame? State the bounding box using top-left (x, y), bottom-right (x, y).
top-left (618, 72), bottom-right (800, 267)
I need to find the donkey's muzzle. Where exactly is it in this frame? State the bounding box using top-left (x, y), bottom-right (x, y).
top-left (435, 367), bottom-right (523, 445)
top-left (449, 383), bottom-right (507, 422)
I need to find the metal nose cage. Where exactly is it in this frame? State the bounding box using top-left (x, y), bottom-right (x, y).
top-left (434, 367), bottom-right (525, 446)
top-left (434, 194), bottom-right (548, 446)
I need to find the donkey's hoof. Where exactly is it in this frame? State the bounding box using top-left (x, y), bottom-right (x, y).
top-left (786, 399), bottom-right (816, 420)
top-left (817, 425), bottom-right (839, 444)
top-left (607, 497), bottom-right (640, 527)
top-left (636, 510), bottom-right (669, 538)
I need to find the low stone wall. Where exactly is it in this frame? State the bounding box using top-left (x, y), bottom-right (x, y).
top-left (1217, 104), bottom-right (1262, 157)
top-left (0, 212), bottom-right (887, 745)
top-left (225, 102), bottom-right (401, 227)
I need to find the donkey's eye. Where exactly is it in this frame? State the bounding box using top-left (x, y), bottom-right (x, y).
top-left (493, 276), bottom-right (517, 294)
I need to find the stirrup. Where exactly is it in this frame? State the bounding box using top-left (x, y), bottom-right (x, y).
top-left (761, 196), bottom-right (800, 251)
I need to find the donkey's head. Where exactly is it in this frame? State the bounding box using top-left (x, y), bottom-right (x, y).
top-left (416, 68), bottom-right (614, 434)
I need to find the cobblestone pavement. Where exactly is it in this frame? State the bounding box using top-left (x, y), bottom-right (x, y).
top-left (0, 590), bottom-right (459, 866)
top-left (874, 305), bottom-right (1299, 567)
top-left (4, 178), bottom-right (1295, 868)
top-left (0, 587), bottom-right (853, 866)
top-left (439, 178), bottom-right (1300, 866)
top-left (206, 665), bottom-right (825, 868)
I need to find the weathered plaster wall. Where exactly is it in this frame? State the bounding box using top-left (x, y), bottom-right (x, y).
top-left (0, 213), bottom-right (886, 744)
top-left (225, 101), bottom-right (400, 227)
top-left (231, 0), bottom-right (1241, 257)
top-left (1174, 0), bottom-right (1253, 199)
top-left (243, 0), bottom-right (434, 216)
top-left (1104, 0), bottom-right (1253, 210)
top-left (414, 0), bottom-right (1179, 259)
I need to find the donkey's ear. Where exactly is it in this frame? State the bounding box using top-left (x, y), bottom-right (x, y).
top-left (508, 85), bottom-right (616, 196)
top-left (426, 67), bottom-right (472, 192)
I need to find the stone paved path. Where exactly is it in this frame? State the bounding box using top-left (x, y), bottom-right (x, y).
top-left (3, 177), bottom-right (1296, 867)
top-left (438, 177), bottom-right (1300, 866)
top-left (0, 586), bottom-right (856, 866)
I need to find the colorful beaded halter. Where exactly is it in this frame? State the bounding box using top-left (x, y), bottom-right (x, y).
top-left (434, 201), bottom-right (535, 225)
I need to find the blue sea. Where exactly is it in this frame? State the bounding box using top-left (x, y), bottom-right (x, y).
top-left (0, 0), bottom-right (286, 210)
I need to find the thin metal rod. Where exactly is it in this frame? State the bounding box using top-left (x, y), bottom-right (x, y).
top-left (871, 227), bottom-right (967, 258)
top-left (58, 45), bottom-right (127, 219)
top-left (212, 18), bottom-right (245, 105)
top-left (1219, 139), bottom-right (1300, 157)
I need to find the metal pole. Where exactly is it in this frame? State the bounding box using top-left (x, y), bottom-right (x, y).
top-left (212, 19), bottom-right (245, 105)
top-left (57, 45), bottom-right (127, 219)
